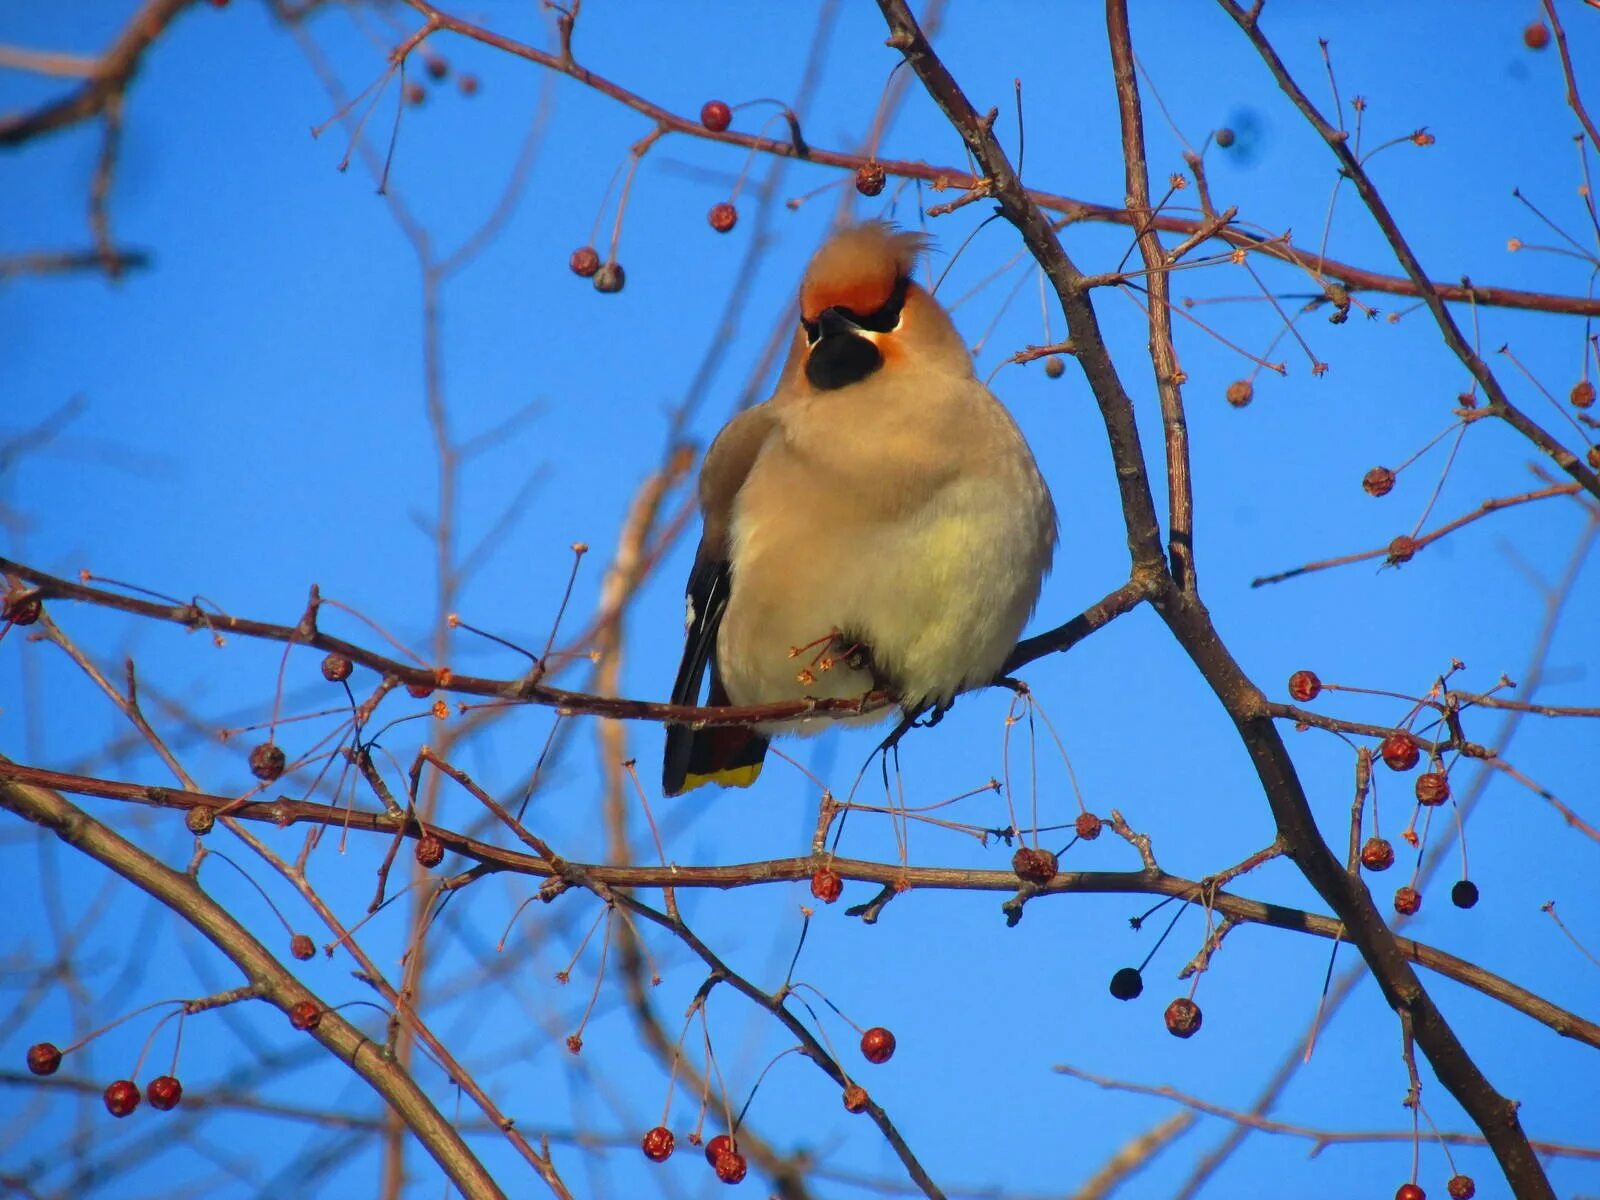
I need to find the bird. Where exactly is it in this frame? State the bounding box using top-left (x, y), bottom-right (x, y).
top-left (662, 221), bottom-right (1057, 796)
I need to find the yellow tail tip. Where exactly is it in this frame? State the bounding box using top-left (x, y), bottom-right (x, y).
top-left (679, 762), bottom-right (764, 794)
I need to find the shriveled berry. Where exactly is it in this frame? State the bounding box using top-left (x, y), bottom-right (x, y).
top-left (1074, 811), bottom-right (1102, 840)
top-left (1109, 967), bottom-right (1143, 1000)
top-left (424, 55), bottom-right (448, 81)
top-left (569, 246), bottom-right (601, 277)
top-left (104, 1079), bottom-right (140, 1117)
top-left (1287, 670), bottom-right (1321, 703)
top-left (1011, 846), bottom-right (1058, 885)
top-left (713, 1149), bottom-right (748, 1184)
top-left (415, 833), bottom-right (445, 869)
top-left (405, 82), bottom-right (426, 106)
top-left (641, 1125), bottom-right (675, 1162)
top-left (1363, 466), bottom-right (1396, 497)
top-left (860, 1026), bottom-right (896, 1064)
top-left (1164, 997), bottom-right (1202, 1038)
top-left (1415, 772), bottom-right (1450, 806)
top-left (1380, 732), bottom-right (1421, 772)
top-left (146, 1074), bottom-right (183, 1111)
top-left (855, 161), bottom-right (887, 196)
top-left (700, 100), bottom-right (732, 132)
top-left (1225, 380), bottom-right (1253, 407)
top-left (1394, 886), bottom-right (1422, 916)
top-left (1447, 1173), bottom-right (1476, 1199)
top-left (320, 653), bottom-right (353, 682)
top-left (593, 262), bottom-right (626, 294)
top-left (1452, 880), bottom-right (1479, 909)
top-left (704, 1133), bottom-right (735, 1166)
top-left (1360, 837), bottom-right (1395, 872)
top-left (27, 1042), bottom-right (62, 1076)
top-left (290, 933), bottom-right (316, 960)
top-left (1387, 535), bottom-right (1418, 565)
top-left (2, 592), bottom-right (41, 626)
top-left (708, 202), bottom-right (738, 233)
top-left (565, 1034), bottom-right (582, 1055)
top-left (1043, 355), bottom-right (1065, 379)
top-left (1396, 1184), bottom-right (1426, 1200)
top-left (1524, 21), bottom-right (1550, 50)
top-left (249, 742), bottom-right (286, 782)
top-left (842, 1083), bottom-right (869, 1113)
top-left (1572, 380), bottom-right (1596, 409)
top-left (810, 866), bottom-right (842, 904)
top-left (289, 1000), bottom-right (321, 1030)
top-left (186, 806), bottom-right (216, 835)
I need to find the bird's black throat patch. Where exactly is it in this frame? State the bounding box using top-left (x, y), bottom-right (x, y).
top-left (806, 332), bottom-right (882, 390)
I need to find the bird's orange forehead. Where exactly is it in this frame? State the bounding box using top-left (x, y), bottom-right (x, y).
top-left (799, 273), bottom-right (898, 323)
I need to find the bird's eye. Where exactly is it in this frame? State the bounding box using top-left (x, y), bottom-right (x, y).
top-left (853, 275), bottom-right (910, 333)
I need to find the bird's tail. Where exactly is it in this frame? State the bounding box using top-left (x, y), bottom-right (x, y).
top-left (663, 724), bottom-right (768, 796)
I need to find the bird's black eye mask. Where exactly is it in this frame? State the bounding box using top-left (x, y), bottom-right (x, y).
top-left (800, 275), bottom-right (910, 345)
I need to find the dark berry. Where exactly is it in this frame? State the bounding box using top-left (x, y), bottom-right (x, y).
top-left (27, 1042), bottom-right (62, 1076)
top-left (1011, 846), bottom-right (1058, 885)
top-left (860, 1026), bottom-right (895, 1064)
top-left (700, 100), bottom-right (732, 132)
top-left (2, 592), bottom-right (41, 626)
top-left (405, 82), bottom-right (426, 106)
top-left (104, 1079), bottom-right (140, 1117)
top-left (1287, 670), bottom-right (1321, 703)
top-left (1164, 997), bottom-right (1202, 1038)
top-left (146, 1074), bottom-right (183, 1111)
top-left (186, 806), bottom-right (216, 835)
top-left (320, 653), bottom-right (353, 682)
top-left (1447, 1174), bottom-right (1475, 1199)
top-left (1109, 967), bottom-right (1143, 1001)
top-left (415, 833), bottom-right (445, 869)
top-left (593, 262), bottom-right (625, 294)
top-left (458, 74), bottom-right (480, 97)
top-left (641, 1125), bottom-right (675, 1162)
top-left (1451, 880), bottom-right (1479, 909)
top-left (1215, 127), bottom-right (1236, 148)
top-left (1380, 732), bottom-right (1420, 772)
top-left (855, 162), bottom-right (887, 196)
top-left (249, 742), bottom-right (286, 782)
top-left (424, 55), bottom-right (448, 81)
top-left (1387, 535), bottom-right (1418, 565)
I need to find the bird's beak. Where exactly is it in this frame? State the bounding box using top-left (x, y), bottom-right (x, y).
top-left (816, 306), bottom-right (864, 341)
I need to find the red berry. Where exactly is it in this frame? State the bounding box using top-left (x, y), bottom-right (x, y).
top-left (26, 1042), bottom-right (62, 1076)
top-left (593, 262), bottom-right (625, 294)
top-left (146, 1074), bottom-right (183, 1111)
top-left (1225, 380), bottom-right (1253, 407)
top-left (708, 202), bottom-right (738, 233)
top-left (713, 1149), bottom-right (748, 1184)
top-left (1571, 381), bottom-right (1595, 409)
top-left (458, 74), bottom-right (480, 97)
top-left (1394, 886), bottom-right (1422, 916)
top-left (1287, 670), bottom-right (1321, 703)
top-left (1360, 837), bottom-right (1395, 872)
top-left (842, 1083), bottom-right (869, 1113)
top-left (1074, 812), bottom-right (1102, 840)
top-left (1396, 1184), bottom-right (1426, 1200)
top-left (810, 867), bottom-right (842, 904)
top-left (415, 833), bottom-right (445, 868)
top-left (1164, 997), bottom-right (1202, 1038)
top-left (1109, 967), bottom-right (1143, 1000)
top-left (1415, 772), bottom-right (1450, 806)
top-left (1524, 21), bottom-right (1550, 50)
top-left (1379, 732), bottom-right (1420, 772)
top-left (569, 246), bottom-right (601, 278)
top-left (249, 742), bottom-right (286, 782)
top-left (2, 592), bottom-right (41, 626)
top-left (104, 1079), bottom-right (141, 1117)
top-left (700, 100), bottom-right (732, 132)
top-left (406, 681), bottom-right (434, 698)
top-left (704, 1133), bottom-right (734, 1166)
top-left (289, 1000), bottom-right (321, 1030)
top-left (424, 55), bottom-right (448, 81)
top-left (1387, 535), bottom-right (1418, 565)
top-left (321, 653), bottom-right (353, 682)
top-left (641, 1125), bottom-right (675, 1162)
top-left (1447, 1173), bottom-right (1475, 1199)
top-left (855, 162), bottom-right (887, 196)
top-left (860, 1026), bottom-right (896, 1064)
top-left (1011, 846), bottom-right (1058, 885)
top-left (1363, 466), bottom-right (1396, 497)
top-left (290, 933), bottom-right (316, 960)
top-left (405, 82), bottom-right (426, 106)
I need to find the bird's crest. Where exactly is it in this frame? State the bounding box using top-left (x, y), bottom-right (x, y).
top-left (799, 222), bottom-right (928, 324)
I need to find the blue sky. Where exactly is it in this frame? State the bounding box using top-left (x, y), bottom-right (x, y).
top-left (3, 3), bottom-right (1598, 1198)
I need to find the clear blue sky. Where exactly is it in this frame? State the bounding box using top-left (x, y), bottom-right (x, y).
top-left (3, 3), bottom-right (1597, 1198)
